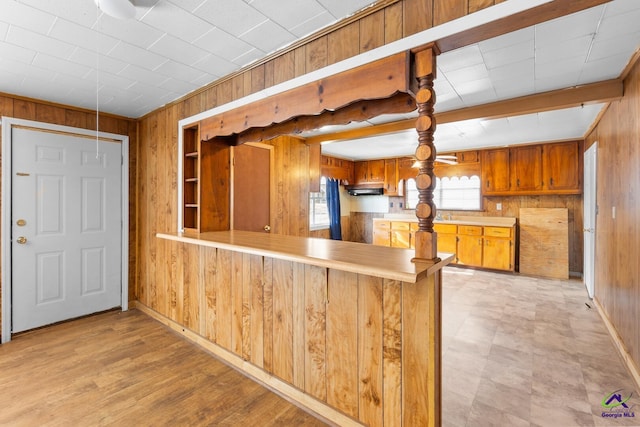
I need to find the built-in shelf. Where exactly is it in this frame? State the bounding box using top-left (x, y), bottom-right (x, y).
top-left (182, 124), bottom-right (200, 231)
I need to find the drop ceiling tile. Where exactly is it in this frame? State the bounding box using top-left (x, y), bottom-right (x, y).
top-left (0, 41), bottom-right (37, 64)
top-left (0, 1), bottom-right (56, 35)
top-left (0, 21), bottom-right (8, 39)
top-left (289, 11), bottom-right (334, 38)
top-left (85, 69), bottom-right (136, 91)
top-left (166, 0), bottom-right (207, 13)
top-left (535, 6), bottom-right (604, 48)
top-left (96, 16), bottom-right (165, 50)
top-left (69, 47), bottom-right (129, 75)
top-left (231, 47), bottom-right (266, 67)
top-left (603, 0), bottom-right (640, 17)
top-left (483, 40), bottom-right (534, 70)
top-left (579, 52), bottom-right (630, 83)
top-left (438, 44), bottom-right (484, 72)
top-left (191, 53), bottom-right (238, 76)
top-left (240, 20), bottom-right (295, 54)
top-left (493, 77), bottom-right (535, 100)
top-left (193, 27), bottom-right (255, 62)
top-left (49, 18), bottom-right (119, 54)
top-left (20, 0), bottom-right (99, 27)
top-left (148, 33), bottom-right (209, 66)
top-left (588, 33), bottom-right (640, 62)
top-left (596, 8), bottom-right (640, 40)
top-left (155, 60), bottom-right (208, 83)
top-left (53, 72), bottom-right (98, 93)
top-left (6, 26), bottom-right (76, 60)
top-left (479, 27), bottom-right (533, 53)
top-left (535, 73), bottom-right (579, 93)
top-left (33, 53), bottom-right (91, 78)
top-left (0, 68), bottom-right (25, 90)
top-left (109, 42), bottom-right (168, 71)
top-left (488, 58), bottom-right (534, 82)
top-left (435, 93), bottom-right (465, 112)
top-left (194, 0), bottom-right (267, 37)
top-left (535, 35), bottom-right (593, 64)
top-left (159, 77), bottom-right (199, 95)
top-left (445, 63), bottom-right (489, 87)
top-left (141, 1), bottom-right (211, 43)
top-left (317, 0), bottom-right (375, 19)
top-left (535, 56), bottom-right (584, 80)
top-left (250, 0), bottom-right (326, 30)
top-left (191, 72), bottom-right (217, 87)
top-left (118, 63), bottom-right (168, 86)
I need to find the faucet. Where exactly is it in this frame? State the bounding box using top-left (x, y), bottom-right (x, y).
top-left (435, 211), bottom-right (443, 221)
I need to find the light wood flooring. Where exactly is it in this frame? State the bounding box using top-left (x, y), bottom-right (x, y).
top-left (0, 268), bottom-right (638, 426)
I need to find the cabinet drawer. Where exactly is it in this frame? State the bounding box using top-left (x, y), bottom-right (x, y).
top-left (484, 226), bottom-right (511, 238)
top-left (391, 221), bottom-right (410, 231)
top-left (434, 224), bottom-right (456, 234)
top-left (373, 220), bottom-right (391, 230)
top-left (457, 225), bottom-right (482, 236)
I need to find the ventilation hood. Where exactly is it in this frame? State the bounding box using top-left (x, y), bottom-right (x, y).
top-left (346, 185), bottom-right (384, 196)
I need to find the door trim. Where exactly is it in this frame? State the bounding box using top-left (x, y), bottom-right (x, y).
top-left (1, 117), bottom-right (130, 343)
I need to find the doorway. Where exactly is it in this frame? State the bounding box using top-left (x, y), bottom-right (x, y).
top-left (583, 142), bottom-right (597, 299)
top-left (232, 143), bottom-right (273, 233)
top-left (1, 118), bottom-right (129, 342)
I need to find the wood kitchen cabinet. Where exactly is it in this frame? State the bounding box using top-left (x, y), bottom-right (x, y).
top-left (482, 227), bottom-right (513, 270)
top-left (373, 220), bottom-right (391, 246)
top-left (390, 221), bottom-right (411, 248)
top-left (355, 159), bottom-right (385, 184)
top-left (434, 223), bottom-right (457, 254)
top-left (543, 141), bottom-right (581, 192)
top-left (510, 145), bottom-right (543, 191)
top-left (384, 158), bottom-right (399, 195)
top-left (320, 155), bottom-right (355, 183)
top-left (456, 225), bottom-right (483, 267)
top-left (481, 148), bottom-right (510, 194)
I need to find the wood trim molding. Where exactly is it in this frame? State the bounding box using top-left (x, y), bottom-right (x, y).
top-left (305, 79), bottom-right (624, 144)
top-left (593, 297), bottom-right (640, 394)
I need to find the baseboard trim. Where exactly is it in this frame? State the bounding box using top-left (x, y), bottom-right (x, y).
top-left (593, 297), bottom-right (640, 393)
top-left (134, 302), bottom-right (361, 427)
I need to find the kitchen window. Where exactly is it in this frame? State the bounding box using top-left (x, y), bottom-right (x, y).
top-left (309, 177), bottom-right (330, 230)
top-left (406, 175), bottom-right (481, 211)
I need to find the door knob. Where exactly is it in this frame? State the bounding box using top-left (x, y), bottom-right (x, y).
top-left (263, 225), bottom-right (271, 232)
top-left (16, 236), bottom-right (27, 244)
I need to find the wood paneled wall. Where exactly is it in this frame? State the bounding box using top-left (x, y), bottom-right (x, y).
top-left (0, 93), bottom-right (136, 335)
top-left (586, 55), bottom-right (640, 381)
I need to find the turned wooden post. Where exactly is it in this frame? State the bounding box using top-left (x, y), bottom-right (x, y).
top-left (413, 47), bottom-right (438, 261)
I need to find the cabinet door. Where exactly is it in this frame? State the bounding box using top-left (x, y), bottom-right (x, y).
top-left (457, 235), bottom-right (483, 267)
top-left (373, 229), bottom-right (391, 246)
top-left (391, 230), bottom-right (411, 248)
top-left (384, 159), bottom-right (398, 195)
top-left (354, 161), bottom-right (368, 184)
top-left (458, 150), bottom-right (479, 163)
top-left (368, 159), bottom-right (385, 183)
top-left (510, 145), bottom-right (542, 191)
top-left (481, 149), bottom-right (510, 194)
top-left (482, 237), bottom-right (512, 271)
top-left (543, 141), bottom-right (581, 191)
top-left (437, 233), bottom-right (457, 258)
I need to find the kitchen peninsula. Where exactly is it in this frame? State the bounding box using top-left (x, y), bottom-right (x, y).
top-left (148, 230), bottom-right (453, 426)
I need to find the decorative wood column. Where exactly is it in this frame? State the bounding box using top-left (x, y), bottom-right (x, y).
top-left (413, 46), bottom-right (438, 261)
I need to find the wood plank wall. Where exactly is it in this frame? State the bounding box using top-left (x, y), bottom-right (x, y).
top-left (135, 0), bottom-right (502, 303)
top-left (585, 56), bottom-right (640, 379)
top-left (0, 93), bottom-right (136, 335)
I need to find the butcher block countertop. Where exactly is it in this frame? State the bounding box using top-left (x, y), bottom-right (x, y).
top-left (158, 230), bottom-right (453, 283)
top-left (379, 214), bottom-right (517, 228)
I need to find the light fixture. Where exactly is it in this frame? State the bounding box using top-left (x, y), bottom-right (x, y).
top-left (94, 0), bottom-right (136, 19)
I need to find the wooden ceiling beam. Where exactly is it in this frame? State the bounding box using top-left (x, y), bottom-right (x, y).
top-left (305, 79), bottom-right (623, 144)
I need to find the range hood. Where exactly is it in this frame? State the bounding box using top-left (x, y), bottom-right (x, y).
top-left (346, 185), bottom-right (384, 196)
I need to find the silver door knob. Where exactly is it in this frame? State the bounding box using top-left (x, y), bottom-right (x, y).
top-left (264, 225), bottom-right (271, 232)
top-left (16, 236), bottom-right (27, 244)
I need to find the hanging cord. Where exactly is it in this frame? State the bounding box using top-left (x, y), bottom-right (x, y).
top-left (95, 5), bottom-right (101, 159)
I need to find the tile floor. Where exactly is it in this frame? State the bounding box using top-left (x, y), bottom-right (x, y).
top-left (441, 267), bottom-right (639, 427)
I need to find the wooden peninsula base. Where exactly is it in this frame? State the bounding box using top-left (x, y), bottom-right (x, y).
top-left (147, 231), bottom-right (452, 426)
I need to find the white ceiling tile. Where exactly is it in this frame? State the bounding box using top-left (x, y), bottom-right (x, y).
top-left (483, 40), bottom-right (534, 69)
top-left (438, 44), bottom-right (484, 72)
top-left (597, 8), bottom-right (640, 41)
top-left (289, 11), bottom-right (334, 38)
top-left (535, 6), bottom-right (604, 48)
top-left (479, 27), bottom-right (533, 52)
top-left (33, 52), bottom-right (91, 77)
top-left (109, 42), bottom-right (167, 71)
top-left (148, 34), bottom-right (209, 66)
top-left (20, 0), bottom-right (99, 27)
top-left (85, 69), bottom-right (136, 90)
top-left (191, 72), bottom-right (217, 87)
top-left (317, 0), bottom-right (376, 20)
top-left (535, 73), bottom-right (579, 93)
top-left (251, 0), bottom-right (326, 30)
top-left (69, 47), bottom-right (129, 75)
top-left (6, 26), bottom-right (76, 60)
top-left (603, 0), bottom-right (640, 17)
top-left (0, 41), bottom-right (37, 64)
top-left (489, 58), bottom-right (534, 82)
top-left (0, 1), bottom-right (56, 35)
top-left (588, 33), bottom-right (640, 62)
top-left (96, 16), bottom-right (165, 50)
top-left (0, 21), bottom-right (9, 40)
top-left (52, 72), bottom-right (98, 93)
top-left (445, 63), bottom-right (489, 86)
top-left (194, 0), bottom-right (267, 37)
top-left (579, 52), bottom-right (630, 84)
top-left (193, 27), bottom-right (255, 62)
top-left (240, 20), bottom-right (295, 54)
top-left (50, 18), bottom-right (119, 54)
top-left (159, 77), bottom-right (199, 95)
top-left (535, 56), bottom-right (584, 80)
top-left (166, 0), bottom-right (208, 13)
top-left (191, 54), bottom-right (238, 76)
top-left (118, 63), bottom-right (168, 86)
top-left (231, 47), bottom-right (266, 67)
top-left (535, 35), bottom-right (593, 64)
top-left (493, 77), bottom-right (534, 100)
top-left (155, 60), bottom-right (208, 83)
top-left (141, 1), bottom-right (211, 43)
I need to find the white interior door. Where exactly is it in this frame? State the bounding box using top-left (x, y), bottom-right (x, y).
top-left (583, 142), bottom-right (597, 299)
top-left (11, 127), bottom-right (122, 333)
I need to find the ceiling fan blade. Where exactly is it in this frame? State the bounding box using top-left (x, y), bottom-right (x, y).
top-left (435, 155), bottom-right (457, 160)
top-left (95, 0), bottom-right (136, 19)
top-left (435, 158), bottom-right (458, 165)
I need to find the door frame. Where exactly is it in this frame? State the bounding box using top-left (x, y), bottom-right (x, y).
top-left (1, 117), bottom-right (130, 343)
top-left (583, 141), bottom-right (597, 299)
top-left (230, 142), bottom-right (274, 232)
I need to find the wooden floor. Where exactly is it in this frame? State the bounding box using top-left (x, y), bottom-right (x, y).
top-left (0, 309), bottom-right (328, 426)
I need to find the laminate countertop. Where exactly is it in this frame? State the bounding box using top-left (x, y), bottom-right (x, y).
top-left (157, 230), bottom-right (453, 283)
top-left (377, 214), bottom-right (517, 228)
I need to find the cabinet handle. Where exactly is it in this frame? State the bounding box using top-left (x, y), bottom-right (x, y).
top-left (550, 177), bottom-right (554, 186)
top-left (486, 180), bottom-right (489, 188)
top-left (517, 178), bottom-right (520, 187)
top-left (478, 239), bottom-right (482, 246)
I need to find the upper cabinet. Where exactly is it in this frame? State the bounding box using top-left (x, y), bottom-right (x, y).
top-left (384, 158), bottom-right (399, 196)
top-left (481, 148), bottom-right (510, 194)
top-left (481, 141), bottom-right (582, 196)
top-left (354, 159), bottom-right (385, 184)
top-left (542, 141), bottom-right (582, 192)
top-left (320, 155), bottom-right (354, 184)
top-left (509, 145), bottom-right (543, 192)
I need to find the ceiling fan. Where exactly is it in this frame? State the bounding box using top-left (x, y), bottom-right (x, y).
top-left (413, 154), bottom-right (458, 167)
top-left (94, 0), bottom-right (159, 19)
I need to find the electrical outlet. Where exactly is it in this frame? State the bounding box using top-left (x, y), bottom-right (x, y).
top-left (496, 202), bottom-right (502, 211)
top-left (612, 206), bottom-right (616, 219)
